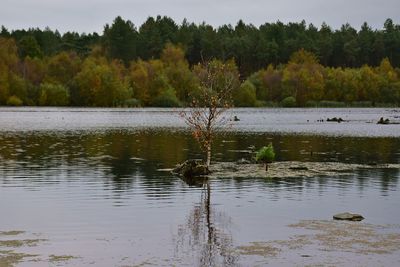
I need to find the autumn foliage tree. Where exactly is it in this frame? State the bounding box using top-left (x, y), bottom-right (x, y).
top-left (74, 56), bottom-right (131, 106)
top-left (282, 49), bottom-right (325, 106)
top-left (180, 59), bottom-right (239, 167)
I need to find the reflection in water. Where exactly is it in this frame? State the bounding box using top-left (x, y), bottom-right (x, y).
top-left (0, 128), bottom-right (400, 266)
top-left (0, 130), bottom-right (399, 195)
top-left (175, 179), bottom-right (238, 266)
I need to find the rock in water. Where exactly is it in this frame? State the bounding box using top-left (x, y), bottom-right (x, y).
top-left (377, 117), bottom-right (390, 124)
top-left (327, 117), bottom-right (344, 123)
top-left (172, 160), bottom-right (210, 178)
top-left (333, 212), bottom-right (364, 221)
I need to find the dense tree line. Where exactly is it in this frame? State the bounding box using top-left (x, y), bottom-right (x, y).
top-left (0, 16), bottom-right (399, 107)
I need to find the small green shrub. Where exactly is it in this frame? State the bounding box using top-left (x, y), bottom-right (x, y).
top-left (38, 83), bottom-right (70, 106)
top-left (6, 95), bottom-right (23, 106)
top-left (256, 144), bottom-right (275, 171)
top-left (281, 96), bottom-right (297, 107)
top-left (256, 144), bottom-right (275, 163)
top-left (152, 88), bottom-right (182, 107)
top-left (233, 80), bottom-right (257, 107)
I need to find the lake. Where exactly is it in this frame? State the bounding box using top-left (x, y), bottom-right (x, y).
top-left (0, 107), bottom-right (399, 266)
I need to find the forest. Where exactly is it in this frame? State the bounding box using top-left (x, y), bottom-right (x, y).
top-left (0, 16), bottom-right (399, 107)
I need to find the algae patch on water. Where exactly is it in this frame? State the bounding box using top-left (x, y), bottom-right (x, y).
top-left (48, 254), bottom-right (78, 263)
top-left (289, 220), bottom-right (400, 255)
top-left (0, 232), bottom-right (25, 237)
top-left (0, 230), bottom-right (78, 267)
top-left (0, 250), bottom-right (39, 267)
top-left (209, 161), bottom-right (400, 179)
top-left (0, 239), bottom-right (46, 248)
top-left (0, 230), bottom-right (42, 266)
top-left (236, 242), bottom-right (281, 257)
top-left (237, 220), bottom-right (400, 264)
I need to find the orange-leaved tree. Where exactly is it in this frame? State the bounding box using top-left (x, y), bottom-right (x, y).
top-left (180, 59), bottom-right (239, 167)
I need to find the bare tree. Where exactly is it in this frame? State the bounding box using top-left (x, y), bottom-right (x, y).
top-left (180, 60), bottom-right (239, 167)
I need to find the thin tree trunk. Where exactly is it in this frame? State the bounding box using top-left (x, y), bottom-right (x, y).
top-left (206, 144), bottom-right (211, 167)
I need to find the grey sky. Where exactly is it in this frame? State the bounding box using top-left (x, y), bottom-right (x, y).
top-left (1, 0), bottom-right (398, 33)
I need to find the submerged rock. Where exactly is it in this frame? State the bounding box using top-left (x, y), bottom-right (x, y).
top-left (333, 212), bottom-right (364, 221)
top-left (172, 160), bottom-right (210, 178)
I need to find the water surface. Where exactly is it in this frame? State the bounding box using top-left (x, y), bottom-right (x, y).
top-left (0, 108), bottom-right (399, 266)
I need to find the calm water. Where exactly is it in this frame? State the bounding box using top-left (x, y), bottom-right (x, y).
top-left (0, 108), bottom-right (399, 266)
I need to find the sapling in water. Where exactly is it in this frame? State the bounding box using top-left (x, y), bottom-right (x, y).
top-left (255, 144), bottom-right (275, 171)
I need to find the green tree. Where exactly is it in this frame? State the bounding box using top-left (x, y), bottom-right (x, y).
top-left (317, 22), bottom-right (333, 65)
top-left (376, 58), bottom-right (400, 104)
top-left (138, 16), bottom-right (178, 60)
top-left (233, 80), bottom-right (257, 107)
top-left (129, 59), bottom-right (167, 106)
top-left (358, 65), bottom-right (379, 102)
top-left (324, 67), bottom-right (346, 101)
top-left (160, 43), bottom-right (198, 103)
top-left (8, 74), bottom-right (28, 104)
top-left (75, 56), bottom-right (131, 106)
top-left (18, 36), bottom-right (43, 58)
top-left (152, 87), bottom-right (181, 107)
top-left (341, 68), bottom-right (359, 102)
top-left (103, 16), bottom-right (138, 64)
top-left (38, 83), bottom-right (70, 106)
top-left (45, 51), bottom-right (81, 85)
top-left (0, 37), bottom-right (19, 104)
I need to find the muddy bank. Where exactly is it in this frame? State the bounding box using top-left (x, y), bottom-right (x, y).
top-left (208, 161), bottom-right (400, 179)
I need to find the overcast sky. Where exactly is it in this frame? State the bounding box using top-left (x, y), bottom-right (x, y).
top-left (1, 0), bottom-right (399, 33)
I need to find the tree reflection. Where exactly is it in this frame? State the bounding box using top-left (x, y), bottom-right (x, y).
top-left (174, 179), bottom-right (239, 266)
top-left (0, 130), bottom-right (399, 196)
